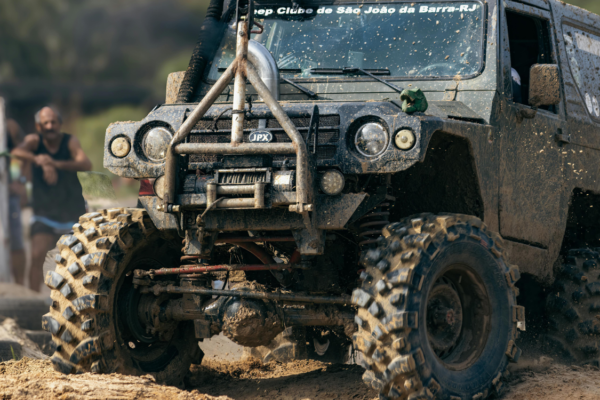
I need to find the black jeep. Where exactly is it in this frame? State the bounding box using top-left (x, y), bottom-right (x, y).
top-left (43, 0), bottom-right (600, 398)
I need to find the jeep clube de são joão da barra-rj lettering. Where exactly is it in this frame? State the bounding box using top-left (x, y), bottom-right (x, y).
top-left (41, 0), bottom-right (600, 398)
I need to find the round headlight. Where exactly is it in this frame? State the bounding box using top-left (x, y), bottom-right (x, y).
top-left (154, 176), bottom-right (165, 199)
top-left (354, 122), bottom-right (388, 157)
top-left (394, 129), bottom-right (416, 150)
top-left (320, 170), bottom-right (345, 196)
top-left (143, 127), bottom-right (172, 162)
top-left (111, 137), bottom-right (131, 158)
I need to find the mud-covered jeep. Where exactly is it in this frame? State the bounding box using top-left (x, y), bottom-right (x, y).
top-left (43, 0), bottom-right (600, 398)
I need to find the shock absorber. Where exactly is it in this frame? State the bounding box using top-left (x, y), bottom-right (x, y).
top-left (358, 195), bottom-right (396, 250)
top-left (181, 239), bottom-right (201, 264)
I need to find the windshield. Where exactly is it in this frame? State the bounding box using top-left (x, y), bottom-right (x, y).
top-left (208, 1), bottom-right (485, 80)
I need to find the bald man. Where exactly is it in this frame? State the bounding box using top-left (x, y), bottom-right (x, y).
top-left (11, 107), bottom-right (92, 291)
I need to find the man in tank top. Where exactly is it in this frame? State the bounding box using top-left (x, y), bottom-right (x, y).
top-left (11, 107), bottom-right (92, 291)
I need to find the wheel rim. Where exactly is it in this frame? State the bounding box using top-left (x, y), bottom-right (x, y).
top-left (426, 264), bottom-right (491, 371)
top-left (426, 280), bottom-right (463, 356)
top-left (115, 257), bottom-right (180, 373)
top-left (123, 288), bottom-right (157, 344)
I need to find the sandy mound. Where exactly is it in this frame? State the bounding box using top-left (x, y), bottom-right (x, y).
top-left (187, 359), bottom-right (378, 399)
top-left (0, 358), bottom-right (230, 400)
top-left (0, 352), bottom-right (599, 399)
top-left (0, 318), bottom-right (46, 359)
top-left (505, 362), bottom-right (600, 400)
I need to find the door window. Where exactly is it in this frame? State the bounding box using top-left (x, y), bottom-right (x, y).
top-left (505, 10), bottom-right (555, 112)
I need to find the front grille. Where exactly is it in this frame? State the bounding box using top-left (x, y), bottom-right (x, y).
top-left (267, 115), bottom-right (340, 129)
top-left (189, 115), bottom-right (340, 164)
top-left (195, 119), bottom-right (260, 131)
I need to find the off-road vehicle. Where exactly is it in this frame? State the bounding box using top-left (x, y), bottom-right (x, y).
top-left (42, 0), bottom-right (600, 398)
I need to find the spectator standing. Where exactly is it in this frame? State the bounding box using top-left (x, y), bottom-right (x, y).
top-left (6, 119), bottom-right (28, 285)
top-left (11, 107), bottom-right (92, 291)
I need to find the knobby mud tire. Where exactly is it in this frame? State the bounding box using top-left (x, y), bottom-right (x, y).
top-left (546, 248), bottom-right (600, 365)
top-left (352, 213), bottom-right (522, 400)
top-left (41, 208), bottom-right (201, 385)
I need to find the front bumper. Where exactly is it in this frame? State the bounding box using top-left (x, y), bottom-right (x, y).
top-left (104, 101), bottom-right (424, 178)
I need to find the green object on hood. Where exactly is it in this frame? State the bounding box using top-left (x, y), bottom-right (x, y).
top-left (400, 88), bottom-right (428, 114)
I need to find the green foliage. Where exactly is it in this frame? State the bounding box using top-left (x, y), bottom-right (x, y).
top-left (0, 0), bottom-right (209, 89)
top-left (74, 105), bottom-right (147, 175)
top-left (153, 51), bottom-right (193, 100)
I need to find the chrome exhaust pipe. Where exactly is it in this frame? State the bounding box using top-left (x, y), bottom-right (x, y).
top-left (221, 25), bottom-right (280, 100)
top-left (248, 40), bottom-right (280, 100)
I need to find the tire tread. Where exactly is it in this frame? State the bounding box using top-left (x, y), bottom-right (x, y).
top-left (353, 213), bottom-right (520, 400)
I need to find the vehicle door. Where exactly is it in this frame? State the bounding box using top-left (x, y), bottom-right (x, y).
top-left (553, 4), bottom-right (600, 250)
top-left (498, 1), bottom-right (567, 255)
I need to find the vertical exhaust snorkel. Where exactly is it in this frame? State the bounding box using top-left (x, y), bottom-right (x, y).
top-left (248, 40), bottom-right (280, 100)
top-left (176, 0), bottom-right (226, 103)
top-left (220, 23), bottom-right (281, 99)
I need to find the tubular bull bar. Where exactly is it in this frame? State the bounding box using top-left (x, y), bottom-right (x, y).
top-left (162, 17), bottom-right (313, 214)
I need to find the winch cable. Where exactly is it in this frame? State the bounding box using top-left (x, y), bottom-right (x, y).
top-left (197, 197), bottom-right (224, 225)
top-left (176, 0), bottom-right (227, 103)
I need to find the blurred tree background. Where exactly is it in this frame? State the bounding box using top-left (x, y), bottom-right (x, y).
top-left (0, 0), bottom-right (597, 176)
top-left (567, 0), bottom-right (600, 15)
top-left (0, 0), bottom-right (210, 176)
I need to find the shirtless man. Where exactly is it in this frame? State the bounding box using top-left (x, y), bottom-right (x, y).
top-left (11, 107), bottom-right (92, 291)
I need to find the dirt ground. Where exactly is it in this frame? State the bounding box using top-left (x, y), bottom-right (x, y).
top-left (0, 358), bottom-right (227, 400)
top-left (0, 307), bottom-right (597, 400)
top-left (0, 358), bottom-right (374, 400)
top-left (0, 280), bottom-right (599, 399)
top-left (188, 359), bottom-right (376, 400)
top-left (0, 356), bottom-right (600, 400)
top-left (504, 364), bottom-right (600, 400)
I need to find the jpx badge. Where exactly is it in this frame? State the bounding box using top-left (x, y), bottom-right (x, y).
top-left (249, 131), bottom-right (273, 143)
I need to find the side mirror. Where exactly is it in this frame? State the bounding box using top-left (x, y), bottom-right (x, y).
top-left (529, 64), bottom-right (560, 108)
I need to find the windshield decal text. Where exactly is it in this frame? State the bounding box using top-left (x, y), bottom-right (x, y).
top-left (419, 4), bottom-right (478, 13)
top-left (255, 4), bottom-right (479, 16)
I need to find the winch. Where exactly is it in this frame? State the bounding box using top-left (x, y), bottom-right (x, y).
top-left (181, 168), bottom-right (295, 209)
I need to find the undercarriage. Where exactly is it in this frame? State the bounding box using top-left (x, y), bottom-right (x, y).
top-left (115, 1), bottom-right (390, 362)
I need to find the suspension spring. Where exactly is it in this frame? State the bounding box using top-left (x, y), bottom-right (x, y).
top-left (357, 195), bottom-right (395, 249)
